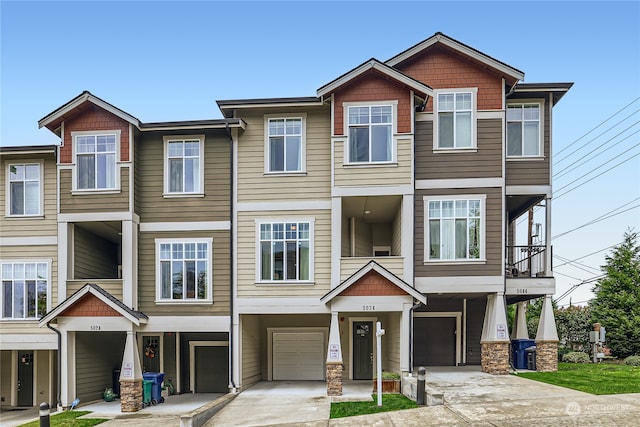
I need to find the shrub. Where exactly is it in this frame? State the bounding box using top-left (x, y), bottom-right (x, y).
top-left (558, 346), bottom-right (571, 362)
top-left (624, 355), bottom-right (640, 366)
top-left (562, 351), bottom-right (591, 363)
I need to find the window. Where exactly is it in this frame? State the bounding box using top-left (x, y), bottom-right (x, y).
top-left (259, 221), bottom-right (311, 282)
top-left (348, 105), bottom-right (393, 163)
top-left (435, 90), bottom-right (475, 149)
top-left (267, 118), bottom-right (303, 172)
top-left (75, 133), bottom-right (117, 190)
top-left (156, 239), bottom-right (212, 302)
top-left (1, 262), bottom-right (48, 319)
top-left (8, 163), bottom-right (41, 216)
top-left (164, 136), bottom-right (204, 194)
top-left (507, 103), bottom-right (541, 156)
top-left (426, 197), bottom-right (484, 261)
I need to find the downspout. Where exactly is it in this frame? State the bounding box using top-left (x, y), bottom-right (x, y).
top-left (225, 121), bottom-right (237, 392)
top-left (46, 322), bottom-right (62, 409)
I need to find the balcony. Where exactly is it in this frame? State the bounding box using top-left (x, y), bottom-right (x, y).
top-left (340, 256), bottom-right (404, 282)
top-left (506, 245), bottom-right (548, 278)
top-left (67, 279), bottom-right (124, 301)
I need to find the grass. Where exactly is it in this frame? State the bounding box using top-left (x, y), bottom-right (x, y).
top-left (330, 393), bottom-right (418, 419)
top-left (517, 362), bottom-right (640, 395)
top-left (18, 410), bottom-right (107, 427)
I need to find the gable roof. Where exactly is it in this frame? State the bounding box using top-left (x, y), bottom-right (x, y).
top-left (317, 58), bottom-right (433, 99)
top-left (320, 261), bottom-right (426, 304)
top-left (39, 283), bottom-right (148, 326)
top-left (386, 32), bottom-right (525, 84)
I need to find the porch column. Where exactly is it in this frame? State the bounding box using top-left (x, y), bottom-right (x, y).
top-left (121, 220), bottom-right (138, 309)
top-left (480, 293), bottom-right (510, 374)
top-left (545, 197), bottom-right (552, 276)
top-left (511, 301), bottom-right (529, 340)
top-left (326, 311), bottom-right (343, 396)
top-left (60, 330), bottom-right (75, 408)
top-left (535, 294), bottom-right (559, 372)
top-left (400, 302), bottom-right (412, 373)
top-left (120, 330), bottom-right (143, 412)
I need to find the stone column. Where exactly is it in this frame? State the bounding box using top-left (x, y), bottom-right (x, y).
top-left (326, 362), bottom-right (344, 396)
top-left (120, 330), bottom-right (143, 412)
top-left (535, 294), bottom-right (559, 372)
top-left (120, 379), bottom-right (142, 412)
top-left (326, 311), bottom-right (343, 396)
top-left (480, 293), bottom-right (510, 374)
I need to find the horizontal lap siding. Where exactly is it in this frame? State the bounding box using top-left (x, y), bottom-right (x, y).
top-left (415, 187), bottom-right (502, 277)
top-left (138, 230), bottom-right (230, 316)
top-left (136, 131), bottom-right (230, 222)
top-left (241, 314), bottom-right (262, 387)
top-left (73, 226), bottom-right (118, 279)
top-left (415, 119), bottom-right (502, 180)
top-left (59, 168), bottom-right (130, 213)
top-left (236, 107), bottom-right (331, 202)
top-left (237, 210), bottom-right (331, 298)
top-left (75, 331), bottom-right (125, 404)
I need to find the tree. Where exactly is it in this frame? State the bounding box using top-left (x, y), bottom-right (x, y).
top-left (555, 305), bottom-right (591, 352)
top-left (591, 230), bottom-right (640, 357)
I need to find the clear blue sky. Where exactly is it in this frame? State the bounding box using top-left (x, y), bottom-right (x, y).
top-left (2, 1), bottom-right (639, 306)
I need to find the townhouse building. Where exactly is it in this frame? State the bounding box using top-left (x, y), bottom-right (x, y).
top-left (0, 32), bottom-right (571, 410)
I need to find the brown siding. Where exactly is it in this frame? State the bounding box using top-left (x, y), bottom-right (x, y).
top-left (415, 187), bottom-right (502, 277)
top-left (135, 130), bottom-right (230, 222)
top-left (73, 226), bottom-right (119, 279)
top-left (138, 230), bottom-right (230, 316)
top-left (415, 119), bottom-right (503, 180)
top-left (59, 168), bottom-right (130, 213)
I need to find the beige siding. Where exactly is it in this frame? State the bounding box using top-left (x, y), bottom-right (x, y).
top-left (237, 210), bottom-right (331, 298)
top-left (35, 350), bottom-right (53, 405)
top-left (334, 136), bottom-right (412, 187)
top-left (415, 119), bottom-right (502, 180)
top-left (138, 230), bottom-right (230, 316)
top-left (354, 218), bottom-right (372, 257)
top-left (236, 107), bottom-right (331, 202)
top-left (391, 204), bottom-right (402, 256)
top-left (0, 245), bottom-right (58, 307)
top-left (135, 130), bottom-right (230, 222)
top-left (0, 155), bottom-right (57, 238)
top-left (340, 257), bottom-right (404, 282)
top-left (241, 314), bottom-right (262, 388)
top-left (415, 187), bottom-right (502, 277)
top-left (75, 331), bottom-right (125, 403)
top-left (382, 312), bottom-right (401, 374)
top-left (67, 280), bottom-right (123, 301)
top-left (73, 227), bottom-right (118, 279)
top-left (59, 167), bottom-right (130, 213)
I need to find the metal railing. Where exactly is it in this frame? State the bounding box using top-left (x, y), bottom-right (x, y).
top-left (506, 245), bottom-right (547, 278)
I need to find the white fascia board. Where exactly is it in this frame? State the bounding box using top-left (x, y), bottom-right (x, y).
top-left (55, 316), bottom-right (135, 331)
top-left (236, 297), bottom-right (330, 314)
top-left (141, 316), bottom-right (230, 332)
top-left (57, 212), bottom-right (140, 223)
top-left (415, 276), bottom-right (504, 294)
top-left (332, 185), bottom-right (413, 197)
top-left (329, 295), bottom-right (412, 312)
top-left (416, 178), bottom-right (504, 190)
top-left (221, 101), bottom-right (324, 110)
top-left (0, 334), bottom-right (58, 350)
top-left (39, 93), bottom-right (140, 129)
top-left (0, 236), bottom-right (57, 246)
top-left (140, 121), bottom-right (246, 132)
top-left (506, 185), bottom-right (552, 197)
top-left (506, 277), bottom-right (555, 296)
top-left (140, 221), bottom-right (231, 232)
top-left (236, 200), bottom-right (331, 212)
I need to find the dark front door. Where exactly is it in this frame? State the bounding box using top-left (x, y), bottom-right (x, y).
top-left (353, 321), bottom-right (373, 380)
top-left (143, 336), bottom-right (160, 373)
top-left (195, 346), bottom-right (229, 393)
top-left (17, 351), bottom-right (34, 407)
top-left (413, 317), bottom-right (456, 366)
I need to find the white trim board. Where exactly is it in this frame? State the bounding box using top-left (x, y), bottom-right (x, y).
top-left (140, 221), bottom-right (230, 232)
top-left (0, 236), bottom-right (57, 246)
top-left (237, 200), bottom-right (331, 212)
top-left (416, 178), bottom-right (503, 189)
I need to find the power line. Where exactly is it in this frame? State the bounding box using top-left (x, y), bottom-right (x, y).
top-left (552, 204), bottom-right (640, 240)
top-left (553, 242), bottom-right (622, 268)
top-left (555, 270), bottom-right (588, 282)
top-left (554, 254), bottom-right (602, 275)
top-left (555, 274), bottom-right (605, 303)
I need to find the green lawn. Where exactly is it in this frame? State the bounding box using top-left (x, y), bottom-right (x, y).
top-left (517, 362), bottom-right (640, 395)
top-left (18, 411), bottom-right (107, 427)
top-left (330, 394), bottom-right (417, 419)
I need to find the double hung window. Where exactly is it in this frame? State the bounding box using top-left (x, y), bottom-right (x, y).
top-left (348, 105), bottom-right (393, 163)
top-left (165, 137), bottom-right (203, 194)
top-left (268, 118), bottom-right (303, 172)
top-left (507, 103), bottom-right (541, 156)
top-left (8, 163), bottom-right (41, 216)
top-left (156, 239), bottom-right (212, 302)
top-left (1, 262), bottom-right (48, 319)
top-left (427, 198), bottom-right (483, 261)
top-left (76, 134), bottom-right (117, 189)
top-left (259, 221), bottom-right (310, 282)
top-left (436, 91), bottom-right (474, 149)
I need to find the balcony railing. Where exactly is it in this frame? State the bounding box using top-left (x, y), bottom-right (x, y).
top-left (506, 245), bottom-right (547, 278)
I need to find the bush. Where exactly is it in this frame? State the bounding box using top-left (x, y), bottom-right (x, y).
top-left (562, 351), bottom-right (591, 363)
top-left (624, 355), bottom-right (640, 366)
top-left (558, 346), bottom-right (571, 362)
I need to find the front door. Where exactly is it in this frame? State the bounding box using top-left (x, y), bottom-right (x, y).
top-left (143, 336), bottom-right (160, 373)
top-left (17, 351), bottom-right (34, 407)
top-left (353, 321), bottom-right (373, 380)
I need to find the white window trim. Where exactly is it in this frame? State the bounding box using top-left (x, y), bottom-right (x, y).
top-left (433, 88), bottom-right (478, 151)
top-left (423, 194), bottom-right (486, 263)
top-left (71, 130), bottom-right (121, 192)
top-left (254, 217), bottom-right (315, 284)
top-left (154, 237), bottom-right (213, 304)
top-left (343, 101), bottom-right (398, 165)
top-left (506, 99), bottom-right (545, 159)
top-left (0, 259), bottom-right (51, 320)
top-left (163, 135), bottom-right (205, 197)
top-left (263, 114), bottom-right (307, 175)
top-left (5, 160), bottom-right (44, 218)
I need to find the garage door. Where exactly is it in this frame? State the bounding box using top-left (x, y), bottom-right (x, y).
top-left (272, 332), bottom-right (325, 380)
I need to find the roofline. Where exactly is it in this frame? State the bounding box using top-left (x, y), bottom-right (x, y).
top-left (0, 145), bottom-right (58, 155)
top-left (139, 118), bottom-right (246, 132)
top-left (317, 58), bottom-right (433, 98)
top-left (512, 82), bottom-right (574, 104)
top-left (386, 32), bottom-right (525, 82)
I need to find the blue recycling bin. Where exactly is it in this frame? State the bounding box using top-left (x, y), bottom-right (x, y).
top-left (142, 372), bottom-right (165, 404)
top-left (511, 339), bottom-right (535, 369)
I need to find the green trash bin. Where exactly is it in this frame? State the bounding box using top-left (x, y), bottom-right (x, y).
top-left (142, 379), bottom-right (153, 407)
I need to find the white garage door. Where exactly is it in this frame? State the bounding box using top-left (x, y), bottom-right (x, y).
top-left (272, 332), bottom-right (325, 380)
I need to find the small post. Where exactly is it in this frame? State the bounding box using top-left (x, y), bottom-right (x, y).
top-left (39, 402), bottom-right (50, 427)
top-left (417, 367), bottom-right (426, 405)
top-left (375, 321), bottom-right (385, 407)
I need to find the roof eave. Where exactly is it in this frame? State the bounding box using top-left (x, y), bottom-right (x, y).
top-left (139, 118), bottom-right (247, 132)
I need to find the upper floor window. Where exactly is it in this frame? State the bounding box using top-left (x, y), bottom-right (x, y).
top-left (426, 196), bottom-right (484, 261)
top-left (348, 105), bottom-right (393, 163)
top-left (1, 261), bottom-right (48, 319)
top-left (164, 136), bottom-right (204, 195)
top-left (156, 238), bottom-right (212, 302)
top-left (75, 133), bottom-right (117, 190)
top-left (7, 163), bottom-right (41, 216)
top-left (435, 90), bottom-right (476, 149)
top-left (259, 221), bottom-right (312, 282)
top-left (507, 103), bottom-right (541, 157)
top-left (267, 117), bottom-right (304, 172)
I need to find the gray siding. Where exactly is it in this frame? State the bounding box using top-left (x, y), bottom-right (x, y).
top-left (75, 332), bottom-right (125, 403)
top-left (162, 332), bottom-right (177, 392)
top-left (415, 119), bottom-right (502, 180)
top-left (73, 226), bottom-right (118, 279)
top-left (465, 296), bottom-right (486, 365)
top-left (59, 168), bottom-right (130, 213)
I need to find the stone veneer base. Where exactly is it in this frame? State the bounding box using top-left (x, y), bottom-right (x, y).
top-left (536, 341), bottom-right (558, 372)
top-left (326, 362), bottom-right (343, 396)
top-left (120, 379), bottom-right (142, 412)
top-left (481, 341), bottom-right (510, 375)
